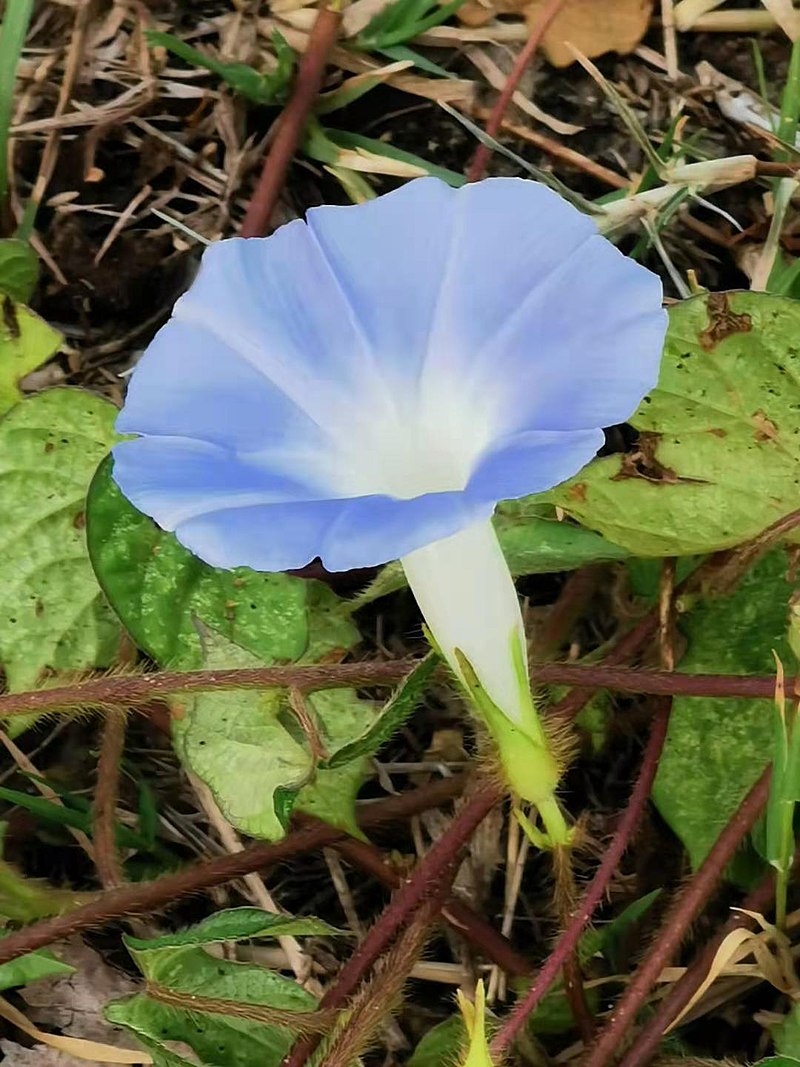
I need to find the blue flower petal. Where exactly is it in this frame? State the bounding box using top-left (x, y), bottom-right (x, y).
top-left (115, 177), bottom-right (667, 571)
top-left (305, 178), bottom-right (457, 380)
top-left (170, 491), bottom-right (491, 573)
top-left (465, 428), bottom-right (604, 504)
top-left (112, 436), bottom-right (327, 531)
top-left (117, 320), bottom-right (330, 455)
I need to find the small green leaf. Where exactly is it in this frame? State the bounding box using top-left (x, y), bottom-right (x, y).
top-left (0, 946), bottom-right (75, 991)
top-left (652, 549), bottom-right (793, 869)
top-left (774, 1002), bottom-right (800, 1060)
top-left (0, 297), bottom-right (61, 416)
top-left (172, 632), bottom-right (314, 841)
top-left (146, 30), bottom-right (294, 105)
top-left (579, 888), bottom-right (661, 971)
top-left (547, 292), bottom-right (800, 557)
top-left (296, 687), bottom-right (379, 836)
top-left (316, 127), bottom-right (467, 187)
top-left (0, 854), bottom-right (90, 922)
top-left (0, 389), bottom-right (121, 692)
top-left (324, 653), bottom-right (437, 768)
top-left (124, 908), bottom-right (339, 953)
top-left (409, 1015), bottom-right (467, 1067)
top-left (354, 0), bottom-right (468, 49)
top-left (109, 911), bottom-right (319, 1067)
top-left (0, 240), bottom-right (39, 303)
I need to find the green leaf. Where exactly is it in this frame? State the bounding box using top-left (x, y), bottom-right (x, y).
top-left (0, 296), bottom-right (61, 416)
top-left (0, 389), bottom-right (121, 692)
top-left (354, 0), bottom-right (468, 49)
top-left (579, 888), bottom-right (661, 971)
top-left (0, 855), bottom-right (89, 922)
top-left (774, 1002), bottom-right (800, 1059)
top-left (324, 653), bottom-right (437, 768)
top-left (377, 45), bottom-right (455, 78)
top-left (109, 911), bottom-right (320, 1067)
top-left (547, 291), bottom-right (800, 556)
top-left (172, 632), bottom-right (315, 841)
top-left (296, 687), bottom-right (379, 836)
top-left (409, 1016), bottom-right (466, 1067)
top-left (352, 507), bottom-right (628, 606)
top-left (652, 549), bottom-right (793, 869)
top-left (87, 458), bottom-right (332, 669)
top-left (87, 460), bottom-right (378, 839)
top-left (0, 240), bottom-right (39, 303)
top-left (0, 946), bottom-right (75, 991)
top-left (146, 30), bottom-right (294, 106)
top-left (125, 908), bottom-right (339, 953)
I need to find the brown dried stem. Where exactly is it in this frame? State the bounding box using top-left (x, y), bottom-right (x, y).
top-left (582, 765), bottom-right (772, 1067)
top-left (0, 775), bottom-right (465, 967)
top-left (240, 4), bottom-right (341, 237)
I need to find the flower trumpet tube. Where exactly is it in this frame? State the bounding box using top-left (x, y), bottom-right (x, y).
top-left (112, 178), bottom-right (667, 835)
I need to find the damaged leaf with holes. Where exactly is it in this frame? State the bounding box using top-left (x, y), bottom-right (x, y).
top-left (0, 389), bottom-right (121, 695)
top-left (545, 291), bottom-right (800, 556)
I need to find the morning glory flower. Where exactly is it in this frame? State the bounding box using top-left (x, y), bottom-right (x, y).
top-left (113, 177), bottom-right (666, 838)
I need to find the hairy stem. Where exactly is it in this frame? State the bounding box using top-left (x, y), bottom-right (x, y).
top-left (92, 710), bottom-right (127, 890)
top-left (582, 765), bottom-right (772, 1067)
top-left (316, 875), bottom-right (457, 1067)
top-left (616, 867), bottom-right (779, 1067)
top-left (0, 776), bottom-right (465, 966)
top-left (491, 698), bottom-right (672, 1056)
top-left (1, 663), bottom-right (795, 723)
top-left (282, 781), bottom-right (503, 1067)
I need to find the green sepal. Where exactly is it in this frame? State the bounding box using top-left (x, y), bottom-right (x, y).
top-left (453, 648), bottom-right (559, 806)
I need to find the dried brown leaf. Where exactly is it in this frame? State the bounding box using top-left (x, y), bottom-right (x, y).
top-left (527, 0), bottom-right (654, 67)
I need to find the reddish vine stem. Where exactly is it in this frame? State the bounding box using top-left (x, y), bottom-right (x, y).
top-left (550, 509), bottom-right (800, 723)
top-left (2, 663), bottom-right (796, 722)
top-left (491, 698), bottom-right (672, 1056)
top-left (92, 709), bottom-right (127, 890)
top-left (240, 4), bottom-right (341, 237)
top-left (317, 865), bottom-right (460, 1067)
top-left (281, 780), bottom-right (503, 1067)
top-left (582, 765), bottom-right (772, 1067)
top-left (0, 776), bottom-right (465, 967)
top-left (617, 867), bottom-right (777, 1067)
top-left (330, 834), bottom-right (533, 977)
top-left (466, 0), bottom-right (567, 182)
